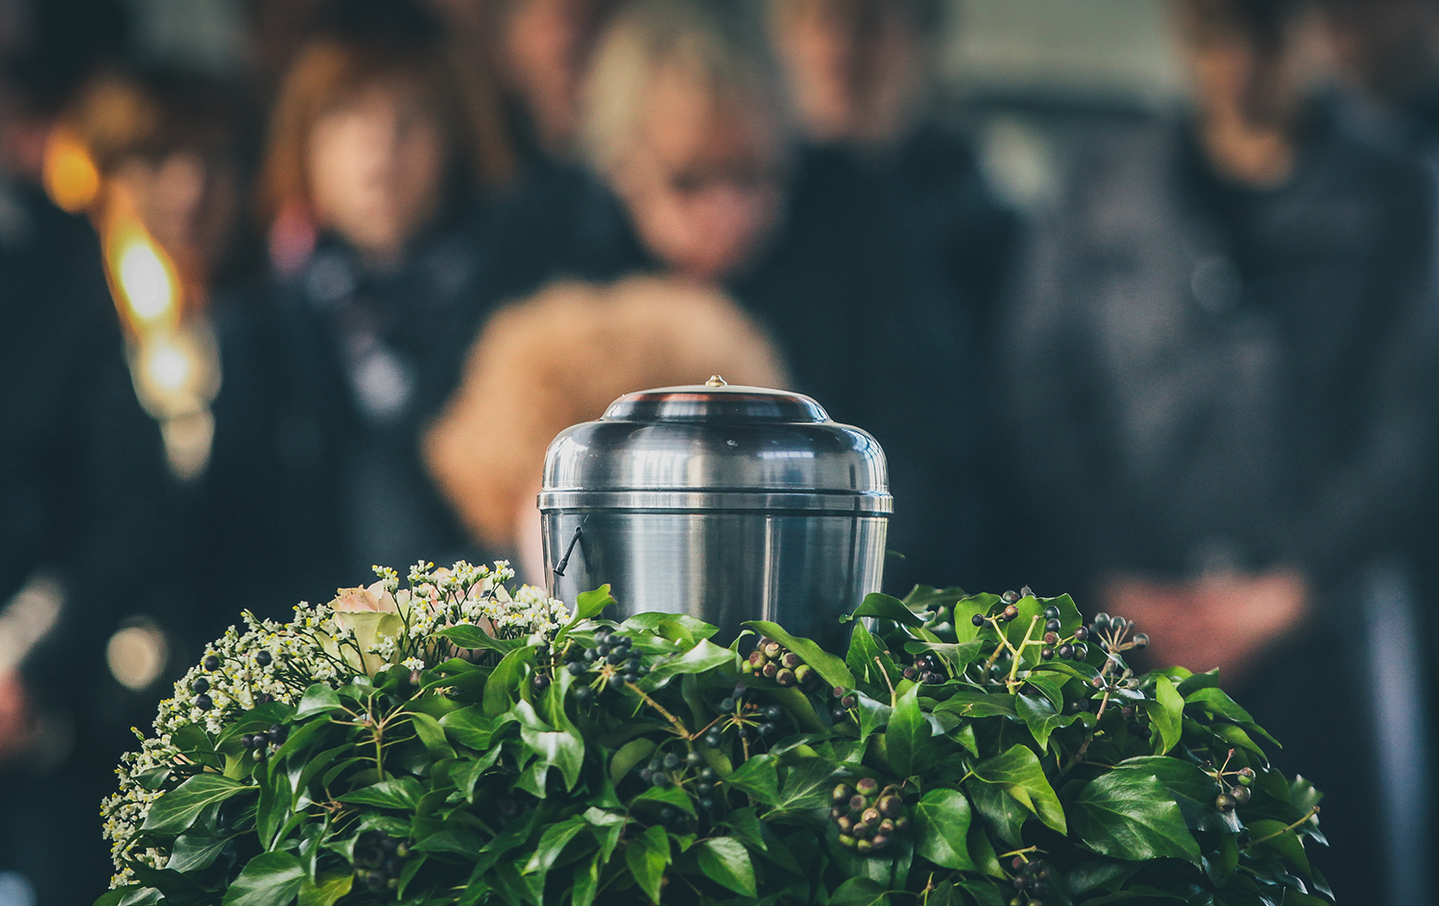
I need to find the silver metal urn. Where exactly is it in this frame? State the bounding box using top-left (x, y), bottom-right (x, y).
top-left (540, 378), bottom-right (890, 644)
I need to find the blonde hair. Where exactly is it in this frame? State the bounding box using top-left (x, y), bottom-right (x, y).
top-left (579, 0), bottom-right (791, 173)
top-left (424, 275), bottom-right (790, 548)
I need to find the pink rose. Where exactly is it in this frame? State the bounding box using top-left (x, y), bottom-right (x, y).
top-left (332, 582), bottom-right (400, 614)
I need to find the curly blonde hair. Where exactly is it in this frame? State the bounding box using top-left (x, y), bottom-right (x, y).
top-left (424, 275), bottom-right (790, 551)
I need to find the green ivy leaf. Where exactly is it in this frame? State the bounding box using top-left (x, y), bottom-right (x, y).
top-left (220, 852), bottom-right (306, 906)
top-left (742, 620), bottom-right (854, 691)
top-left (164, 834), bottom-right (227, 872)
top-left (1016, 692), bottom-right (1081, 751)
top-left (297, 872), bottom-right (352, 906)
top-left (142, 773), bottom-right (252, 834)
top-left (624, 825), bottom-right (670, 903)
top-left (515, 700), bottom-right (585, 792)
top-left (913, 789), bottom-right (975, 870)
top-left (609, 738), bottom-right (658, 787)
top-left (845, 621), bottom-right (900, 694)
top-left (966, 779), bottom-right (1028, 848)
top-left (573, 586), bottom-right (617, 622)
top-left (828, 876), bottom-right (890, 906)
top-left (1245, 819), bottom-right (1313, 880)
top-left (842, 593), bottom-right (924, 626)
top-left (1112, 756), bottom-right (1239, 833)
top-left (725, 754), bottom-right (779, 803)
top-left (643, 638), bottom-right (738, 687)
top-left (1068, 770), bottom-right (1202, 866)
top-left (524, 815), bottom-right (589, 876)
top-left (435, 625), bottom-right (523, 655)
top-left (335, 776), bottom-right (422, 811)
top-left (440, 705), bottom-right (494, 751)
top-left (695, 837), bottom-right (757, 897)
top-left (933, 691), bottom-right (1018, 720)
top-left (483, 647), bottom-right (531, 717)
top-left (885, 684), bottom-right (928, 776)
top-left (766, 757), bottom-right (835, 816)
top-left (1146, 677), bottom-right (1185, 754)
top-left (971, 745), bottom-right (1066, 834)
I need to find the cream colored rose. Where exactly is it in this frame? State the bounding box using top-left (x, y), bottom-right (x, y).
top-left (329, 582), bottom-right (404, 676)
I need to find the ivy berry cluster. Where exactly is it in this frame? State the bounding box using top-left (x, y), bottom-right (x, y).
top-left (1204, 749), bottom-right (1257, 812)
top-left (1006, 854), bottom-right (1055, 905)
top-left (352, 830), bottom-right (410, 894)
top-left (702, 681), bottom-right (787, 747)
top-left (741, 636), bottom-right (822, 689)
top-left (563, 626), bottom-right (647, 702)
top-left (829, 778), bottom-right (908, 856)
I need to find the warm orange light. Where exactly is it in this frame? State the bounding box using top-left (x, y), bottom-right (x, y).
top-left (41, 127), bottom-right (101, 213)
top-left (103, 198), bottom-right (182, 335)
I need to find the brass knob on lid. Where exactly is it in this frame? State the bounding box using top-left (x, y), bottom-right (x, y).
top-left (705, 375), bottom-right (727, 387)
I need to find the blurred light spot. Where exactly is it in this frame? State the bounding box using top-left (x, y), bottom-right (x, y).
top-left (41, 128), bottom-right (100, 213)
top-left (117, 234), bottom-right (177, 323)
top-left (147, 338), bottom-right (193, 393)
top-left (106, 620), bottom-right (168, 692)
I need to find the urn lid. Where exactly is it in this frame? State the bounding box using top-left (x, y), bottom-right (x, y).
top-left (540, 377), bottom-right (890, 514)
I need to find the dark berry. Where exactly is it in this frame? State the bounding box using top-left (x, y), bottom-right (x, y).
top-left (583, 648), bottom-right (599, 662)
top-left (1072, 642), bottom-right (1089, 660)
top-left (606, 650), bottom-right (626, 665)
top-left (1011, 856), bottom-right (1026, 871)
top-left (1041, 647), bottom-right (1054, 660)
top-left (1002, 604), bottom-right (1019, 621)
top-left (574, 686), bottom-right (595, 704)
top-left (267, 724), bottom-right (287, 742)
top-left (758, 722), bottom-right (776, 737)
top-left (698, 781), bottom-right (715, 795)
top-left (203, 655), bottom-right (220, 671)
top-left (1128, 720), bottom-right (1147, 737)
top-left (1093, 613), bottom-right (1110, 629)
top-left (1002, 590), bottom-right (1020, 604)
top-left (971, 613), bottom-right (986, 627)
top-left (1074, 626), bottom-right (1090, 641)
top-left (1057, 643), bottom-right (1075, 660)
top-left (840, 695), bottom-right (856, 708)
top-left (832, 708), bottom-right (848, 721)
top-left (195, 693), bottom-right (213, 711)
top-left (567, 661), bottom-right (588, 676)
top-left (704, 730), bottom-right (722, 747)
top-left (1043, 631), bottom-right (1059, 645)
top-left (1231, 785), bottom-right (1252, 805)
top-left (700, 797), bottom-right (714, 810)
top-left (1110, 617), bottom-right (1127, 632)
top-left (623, 672), bottom-right (640, 685)
top-left (662, 753), bottom-right (681, 770)
top-left (533, 674), bottom-right (551, 692)
top-left (255, 651), bottom-right (272, 667)
top-left (660, 807), bottom-right (678, 824)
top-left (595, 643), bottom-right (610, 657)
top-left (719, 697), bottom-right (736, 711)
top-left (877, 795), bottom-right (902, 818)
top-left (652, 773), bottom-right (671, 789)
top-left (764, 705), bottom-right (782, 721)
top-left (625, 657), bottom-right (643, 673)
top-left (1045, 618), bottom-right (1062, 632)
top-left (1216, 792), bottom-right (1237, 811)
top-left (638, 768), bottom-right (653, 783)
top-left (1067, 699), bottom-right (1089, 713)
top-left (902, 666), bottom-right (918, 680)
top-left (834, 784), bottom-right (855, 803)
top-left (1133, 633), bottom-right (1150, 649)
top-left (191, 677), bottom-right (210, 694)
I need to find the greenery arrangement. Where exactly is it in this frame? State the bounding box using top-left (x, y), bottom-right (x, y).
top-left (100, 561), bottom-right (1331, 906)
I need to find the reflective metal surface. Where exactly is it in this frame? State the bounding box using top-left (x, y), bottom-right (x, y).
top-left (541, 381), bottom-right (890, 644)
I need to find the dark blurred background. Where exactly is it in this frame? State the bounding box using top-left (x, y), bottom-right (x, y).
top-left (2, 0), bottom-right (1438, 903)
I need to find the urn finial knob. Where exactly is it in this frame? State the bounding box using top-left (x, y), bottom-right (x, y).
top-left (705, 374), bottom-right (727, 387)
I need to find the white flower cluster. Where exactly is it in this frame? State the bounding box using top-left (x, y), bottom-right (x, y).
top-left (100, 560), bottom-right (573, 886)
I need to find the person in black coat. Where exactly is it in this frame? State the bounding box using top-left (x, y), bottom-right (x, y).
top-left (191, 0), bottom-right (515, 632)
top-left (0, 174), bottom-right (174, 904)
top-left (1003, 0), bottom-right (1439, 900)
top-left (475, 0), bottom-right (985, 596)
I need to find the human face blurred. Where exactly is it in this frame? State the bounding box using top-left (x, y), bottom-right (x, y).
top-left (113, 150), bottom-right (240, 281)
top-left (613, 66), bottom-right (789, 284)
top-left (1181, 8), bottom-right (1302, 134)
top-left (502, 0), bottom-right (616, 154)
top-left (1324, 0), bottom-right (1439, 104)
top-left (773, 0), bottom-right (920, 145)
top-left (307, 78), bottom-right (448, 266)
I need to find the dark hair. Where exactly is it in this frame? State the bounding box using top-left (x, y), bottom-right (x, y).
top-left (1181, 0), bottom-right (1307, 53)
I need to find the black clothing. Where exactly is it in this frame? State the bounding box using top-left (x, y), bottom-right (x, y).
top-left (479, 150), bottom-right (984, 594)
top-left (1005, 118), bottom-right (1438, 593)
top-left (193, 207), bottom-right (496, 635)
top-left (0, 178), bottom-right (173, 904)
top-left (1003, 115), bottom-right (1439, 904)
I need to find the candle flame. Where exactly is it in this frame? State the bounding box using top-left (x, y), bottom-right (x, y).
top-left (103, 194), bottom-right (182, 335)
top-left (41, 127), bottom-right (101, 213)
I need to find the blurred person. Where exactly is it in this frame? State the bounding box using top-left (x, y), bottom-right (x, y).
top-left (1320, 0), bottom-right (1439, 152)
top-left (72, 66), bottom-right (258, 306)
top-left (192, 0), bottom-right (515, 633)
top-left (477, 0), bottom-right (986, 596)
top-left (488, 0), bottom-right (625, 165)
top-left (1003, 0), bottom-right (1439, 898)
top-left (768, 0), bottom-right (1017, 324)
top-left (0, 133), bottom-right (173, 905)
top-left (424, 275), bottom-right (788, 583)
